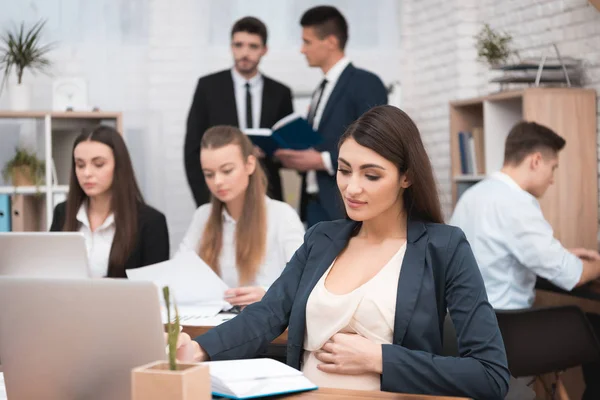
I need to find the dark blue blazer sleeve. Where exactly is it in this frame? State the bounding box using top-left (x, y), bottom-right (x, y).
top-left (327, 73), bottom-right (388, 172)
top-left (380, 229), bottom-right (509, 400)
top-left (194, 226), bottom-right (316, 360)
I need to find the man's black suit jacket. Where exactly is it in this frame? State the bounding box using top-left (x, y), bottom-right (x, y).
top-left (184, 69), bottom-right (293, 206)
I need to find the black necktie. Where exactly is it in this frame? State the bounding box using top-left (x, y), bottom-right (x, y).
top-left (245, 82), bottom-right (253, 129)
top-left (307, 79), bottom-right (328, 127)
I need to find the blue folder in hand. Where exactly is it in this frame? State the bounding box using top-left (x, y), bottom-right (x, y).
top-left (244, 113), bottom-right (322, 157)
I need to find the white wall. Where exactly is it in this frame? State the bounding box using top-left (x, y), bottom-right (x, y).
top-left (401, 0), bottom-right (600, 220)
top-left (1, 0), bottom-right (402, 250)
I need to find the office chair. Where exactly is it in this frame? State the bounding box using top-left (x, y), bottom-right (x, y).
top-left (495, 306), bottom-right (600, 400)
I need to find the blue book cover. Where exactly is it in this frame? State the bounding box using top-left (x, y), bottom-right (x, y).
top-left (244, 114), bottom-right (322, 157)
top-left (0, 194), bottom-right (10, 232)
top-left (458, 131), bottom-right (468, 174)
top-left (244, 130), bottom-right (280, 157)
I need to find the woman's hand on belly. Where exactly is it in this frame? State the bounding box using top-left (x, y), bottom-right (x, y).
top-left (314, 333), bottom-right (383, 375)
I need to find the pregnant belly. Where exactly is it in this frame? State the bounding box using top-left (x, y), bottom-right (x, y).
top-left (301, 350), bottom-right (381, 391)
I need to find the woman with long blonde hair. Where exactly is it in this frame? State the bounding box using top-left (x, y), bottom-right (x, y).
top-left (177, 125), bottom-right (304, 306)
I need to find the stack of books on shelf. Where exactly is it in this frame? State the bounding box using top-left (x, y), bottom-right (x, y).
top-left (457, 128), bottom-right (484, 176)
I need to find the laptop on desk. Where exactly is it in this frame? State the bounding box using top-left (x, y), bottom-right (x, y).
top-left (0, 278), bottom-right (166, 400)
top-left (0, 232), bottom-right (90, 278)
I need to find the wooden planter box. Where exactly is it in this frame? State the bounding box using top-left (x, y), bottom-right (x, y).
top-left (11, 166), bottom-right (34, 186)
top-left (132, 361), bottom-right (211, 400)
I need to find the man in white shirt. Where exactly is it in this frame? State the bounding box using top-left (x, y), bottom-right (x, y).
top-left (275, 6), bottom-right (388, 227)
top-left (450, 121), bottom-right (600, 399)
top-left (184, 17), bottom-right (293, 206)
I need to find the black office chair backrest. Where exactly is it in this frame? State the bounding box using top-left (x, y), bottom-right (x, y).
top-left (495, 306), bottom-right (600, 377)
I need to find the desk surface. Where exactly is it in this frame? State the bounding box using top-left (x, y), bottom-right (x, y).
top-left (183, 325), bottom-right (288, 345)
top-left (272, 387), bottom-right (469, 399)
top-left (536, 277), bottom-right (600, 302)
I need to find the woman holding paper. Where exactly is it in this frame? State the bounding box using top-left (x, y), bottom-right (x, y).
top-left (174, 106), bottom-right (510, 399)
top-left (50, 125), bottom-right (170, 278)
top-left (177, 125), bottom-right (305, 307)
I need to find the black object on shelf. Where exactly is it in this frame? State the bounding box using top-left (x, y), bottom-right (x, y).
top-left (489, 44), bottom-right (582, 89)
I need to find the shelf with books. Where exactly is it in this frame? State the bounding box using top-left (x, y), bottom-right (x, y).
top-left (0, 186), bottom-right (47, 195)
top-left (449, 88), bottom-right (597, 249)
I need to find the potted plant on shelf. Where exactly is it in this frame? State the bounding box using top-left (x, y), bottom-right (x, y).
top-left (1, 147), bottom-right (45, 189)
top-left (0, 19), bottom-right (54, 110)
top-left (475, 23), bottom-right (516, 67)
top-left (132, 286), bottom-right (210, 400)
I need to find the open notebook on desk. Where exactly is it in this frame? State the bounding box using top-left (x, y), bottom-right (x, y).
top-left (126, 251), bottom-right (231, 320)
top-left (207, 358), bottom-right (317, 399)
top-left (244, 113), bottom-right (322, 157)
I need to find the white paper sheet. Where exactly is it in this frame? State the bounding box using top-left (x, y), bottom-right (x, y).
top-left (172, 311), bottom-right (237, 327)
top-left (126, 251), bottom-right (230, 316)
top-left (208, 358), bottom-right (303, 382)
top-left (0, 372), bottom-right (6, 400)
top-left (160, 303), bottom-right (232, 324)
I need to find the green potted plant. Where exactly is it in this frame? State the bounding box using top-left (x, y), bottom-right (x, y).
top-left (1, 147), bottom-right (45, 188)
top-left (475, 23), bottom-right (516, 67)
top-left (0, 19), bottom-right (54, 110)
top-left (132, 286), bottom-right (210, 400)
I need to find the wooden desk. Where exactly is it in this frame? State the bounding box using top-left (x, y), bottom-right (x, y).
top-left (271, 388), bottom-right (469, 399)
top-left (183, 325), bottom-right (288, 345)
top-left (536, 277), bottom-right (600, 302)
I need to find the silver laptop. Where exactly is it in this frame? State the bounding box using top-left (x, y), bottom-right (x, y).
top-left (0, 278), bottom-right (167, 400)
top-left (0, 232), bottom-right (90, 278)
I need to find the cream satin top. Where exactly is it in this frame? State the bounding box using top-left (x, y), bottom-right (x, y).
top-left (302, 243), bottom-right (406, 391)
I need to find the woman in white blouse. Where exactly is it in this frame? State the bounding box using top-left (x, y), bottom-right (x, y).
top-left (50, 125), bottom-right (169, 278)
top-left (178, 125), bottom-right (304, 306)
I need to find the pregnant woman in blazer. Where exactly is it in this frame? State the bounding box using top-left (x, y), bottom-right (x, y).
top-left (175, 106), bottom-right (510, 399)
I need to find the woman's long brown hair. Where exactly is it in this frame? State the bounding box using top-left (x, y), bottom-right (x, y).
top-left (62, 125), bottom-right (144, 277)
top-left (198, 126), bottom-right (268, 285)
top-left (340, 105), bottom-right (444, 224)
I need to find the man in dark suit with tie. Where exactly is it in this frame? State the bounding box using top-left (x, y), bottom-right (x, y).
top-left (184, 17), bottom-right (293, 207)
top-left (275, 6), bottom-right (388, 227)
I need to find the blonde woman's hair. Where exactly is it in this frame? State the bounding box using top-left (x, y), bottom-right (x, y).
top-left (198, 125), bottom-right (268, 285)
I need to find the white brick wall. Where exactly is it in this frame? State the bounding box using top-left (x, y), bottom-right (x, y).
top-left (401, 0), bottom-right (600, 225)
top-left (400, 0), bottom-right (480, 218)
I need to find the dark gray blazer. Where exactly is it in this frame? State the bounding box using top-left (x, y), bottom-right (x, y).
top-left (299, 64), bottom-right (388, 221)
top-left (196, 219), bottom-right (510, 400)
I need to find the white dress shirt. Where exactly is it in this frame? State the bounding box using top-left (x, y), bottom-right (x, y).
top-left (306, 57), bottom-right (351, 194)
top-left (76, 204), bottom-right (116, 278)
top-left (177, 197), bottom-right (305, 289)
top-left (449, 172), bottom-right (583, 310)
top-left (231, 68), bottom-right (263, 129)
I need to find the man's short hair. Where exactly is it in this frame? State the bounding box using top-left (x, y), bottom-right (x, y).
top-left (504, 121), bottom-right (566, 165)
top-left (231, 17), bottom-right (268, 46)
top-left (300, 6), bottom-right (348, 50)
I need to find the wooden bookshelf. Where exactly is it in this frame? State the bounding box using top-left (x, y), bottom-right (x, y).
top-left (449, 88), bottom-right (597, 248)
top-left (0, 111), bottom-right (122, 230)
